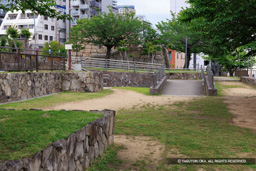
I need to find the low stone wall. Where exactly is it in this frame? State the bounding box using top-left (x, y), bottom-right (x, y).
top-left (99, 71), bottom-right (154, 87)
top-left (0, 72), bottom-right (103, 103)
top-left (0, 110), bottom-right (115, 171)
top-left (168, 73), bottom-right (202, 80)
top-left (241, 76), bottom-right (256, 87)
top-left (150, 76), bottom-right (167, 95)
top-left (62, 72), bottom-right (103, 92)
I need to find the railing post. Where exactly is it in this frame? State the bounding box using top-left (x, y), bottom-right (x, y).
top-left (36, 50), bottom-right (39, 72)
top-left (51, 55), bottom-right (53, 71)
top-left (63, 54), bottom-right (66, 71)
top-left (133, 62), bottom-right (136, 73)
top-left (30, 55), bottom-right (33, 72)
top-left (17, 49), bottom-right (21, 71)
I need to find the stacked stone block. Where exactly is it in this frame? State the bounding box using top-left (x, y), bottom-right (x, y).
top-left (0, 110), bottom-right (115, 171)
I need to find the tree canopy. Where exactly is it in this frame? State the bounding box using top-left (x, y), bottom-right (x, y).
top-left (75, 9), bottom-right (144, 59)
top-left (180, 0), bottom-right (256, 54)
top-left (157, 14), bottom-right (206, 68)
top-left (1, 0), bottom-right (71, 20)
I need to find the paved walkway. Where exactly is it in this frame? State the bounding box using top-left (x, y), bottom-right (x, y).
top-left (162, 80), bottom-right (205, 96)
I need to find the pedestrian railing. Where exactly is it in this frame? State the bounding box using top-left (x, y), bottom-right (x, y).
top-left (0, 46), bottom-right (66, 72)
top-left (72, 56), bottom-right (163, 73)
top-left (152, 65), bottom-right (165, 88)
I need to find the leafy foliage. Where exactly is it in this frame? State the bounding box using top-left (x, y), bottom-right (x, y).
top-left (70, 25), bottom-right (85, 56)
top-left (180, 0), bottom-right (256, 54)
top-left (20, 28), bottom-right (32, 49)
top-left (41, 41), bottom-right (66, 56)
top-left (0, 0), bottom-right (71, 20)
top-left (76, 9), bottom-right (144, 59)
top-left (157, 13), bottom-right (206, 68)
top-left (141, 26), bottom-right (162, 63)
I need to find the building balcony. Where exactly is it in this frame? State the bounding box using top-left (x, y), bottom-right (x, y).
top-left (71, 0), bottom-right (80, 6)
top-left (71, 19), bottom-right (77, 26)
top-left (90, 1), bottom-right (100, 8)
top-left (80, 14), bottom-right (89, 19)
top-left (80, 4), bottom-right (89, 10)
top-left (90, 9), bottom-right (97, 16)
top-left (71, 10), bottom-right (79, 16)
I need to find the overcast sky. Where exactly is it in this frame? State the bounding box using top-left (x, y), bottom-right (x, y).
top-left (117, 0), bottom-right (190, 26)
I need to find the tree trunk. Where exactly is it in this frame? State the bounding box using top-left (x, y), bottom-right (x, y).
top-left (184, 48), bottom-right (191, 69)
top-left (162, 47), bottom-right (170, 69)
top-left (228, 69), bottom-right (234, 76)
top-left (106, 46), bottom-right (112, 59)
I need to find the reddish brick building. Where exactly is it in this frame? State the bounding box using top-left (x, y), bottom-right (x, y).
top-left (168, 49), bottom-right (176, 69)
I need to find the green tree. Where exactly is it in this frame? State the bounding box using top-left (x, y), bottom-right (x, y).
top-left (20, 28), bottom-right (32, 49)
top-left (180, 0), bottom-right (256, 54)
top-left (0, 0), bottom-right (71, 20)
top-left (41, 41), bottom-right (66, 56)
top-left (77, 9), bottom-right (144, 59)
top-left (6, 26), bottom-right (23, 50)
top-left (141, 26), bottom-right (162, 63)
top-left (157, 14), bottom-right (206, 68)
top-left (70, 25), bottom-right (85, 56)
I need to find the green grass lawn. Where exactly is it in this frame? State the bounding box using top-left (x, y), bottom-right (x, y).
top-left (92, 97), bottom-right (256, 170)
top-left (0, 109), bottom-right (103, 162)
top-left (113, 87), bottom-right (150, 96)
top-left (0, 89), bottom-right (113, 110)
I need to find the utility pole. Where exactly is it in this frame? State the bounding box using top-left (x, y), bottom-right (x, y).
top-left (34, 13), bottom-right (37, 50)
top-left (185, 38), bottom-right (187, 69)
top-left (68, 0), bottom-right (71, 70)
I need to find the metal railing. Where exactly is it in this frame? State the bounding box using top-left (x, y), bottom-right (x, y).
top-left (0, 46), bottom-right (66, 72)
top-left (72, 57), bottom-right (163, 73)
top-left (152, 65), bottom-right (165, 88)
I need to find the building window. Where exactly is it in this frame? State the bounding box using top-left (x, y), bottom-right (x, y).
top-left (45, 35), bottom-right (48, 40)
top-left (3, 25), bottom-right (7, 30)
top-left (29, 25), bottom-right (34, 29)
top-left (51, 26), bottom-right (54, 31)
top-left (50, 36), bottom-right (53, 41)
top-left (177, 53), bottom-right (179, 59)
top-left (63, 19), bottom-right (65, 23)
top-left (44, 16), bottom-right (48, 20)
top-left (44, 24), bottom-right (48, 30)
top-left (38, 34), bottom-right (42, 40)
top-left (181, 53), bottom-right (183, 59)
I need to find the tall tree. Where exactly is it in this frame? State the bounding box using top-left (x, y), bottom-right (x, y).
top-left (157, 14), bottom-right (206, 68)
top-left (76, 9), bottom-right (144, 59)
top-left (180, 0), bottom-right (256, 54)
top-left (141, 26), bottom-right (162, 63)
top-left (0, 0), bottom-right (71, 20)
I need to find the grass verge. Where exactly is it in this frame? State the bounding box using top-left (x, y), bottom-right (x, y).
top-left (111, 97), bottom-right (256, 170)
top-left (113, 87), bottom-right (150, 96)
top-left (0, 89), bottom-right (113, 110)
top-left (0, 109), bottom-right (103, 162)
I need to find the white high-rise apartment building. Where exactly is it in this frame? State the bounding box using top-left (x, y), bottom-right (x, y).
top-left (0, 0), bottom-right (117, 48)
top-left (116, 5), bottom-right (136, 15)
top-left (0, 0), bottom-right (66, 49)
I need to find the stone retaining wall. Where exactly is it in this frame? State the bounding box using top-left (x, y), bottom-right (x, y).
top-left (168, 73), bottom-right (202, 80)
top-left (241, 76), bottom-right (256, 87)
top-left (0, 110), bottom-right (115, 171)
top-left (99, 71), bottom-right (154, 87)
top-left (0, 72), bottom-right (103, 103)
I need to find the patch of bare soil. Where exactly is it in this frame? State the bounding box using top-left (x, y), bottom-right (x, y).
top-left (44, 89), bottom-right (195, 111)
top-left (113, 135), bottom-right (164, 170)
top-left (219, 82), bottom-right (256, 131)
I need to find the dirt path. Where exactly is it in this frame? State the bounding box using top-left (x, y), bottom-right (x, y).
top-left (44, 89), bottom-right (196, 111)
top-left (220, 82), bottom-right (256, 131)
